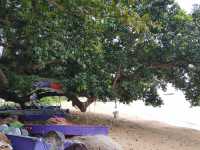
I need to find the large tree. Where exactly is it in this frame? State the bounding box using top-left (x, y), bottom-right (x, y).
top-left (0, 0), bottom-right (200, 112)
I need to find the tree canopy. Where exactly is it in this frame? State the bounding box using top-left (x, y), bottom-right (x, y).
top-left (0, 0), bottom-right (200, 112)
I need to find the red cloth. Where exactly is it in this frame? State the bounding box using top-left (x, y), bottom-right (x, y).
top-left (50, 83), bottom-right (62, 90)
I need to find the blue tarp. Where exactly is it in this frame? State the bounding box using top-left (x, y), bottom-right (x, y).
top-left (7, 135), bottom-right (50, 150)
top-left (32, 81), bottom-right (51, 89)
top-left (7, 135), bottom-right (74, 150)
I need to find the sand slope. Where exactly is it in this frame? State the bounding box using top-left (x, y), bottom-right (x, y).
top-left (73, 112), bottom-right (200, 150)
top-left (110, 120), bottom-right (200, 150)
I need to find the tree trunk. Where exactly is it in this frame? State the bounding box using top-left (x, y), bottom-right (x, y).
top-left (66, 93), bottom-right (96, 112)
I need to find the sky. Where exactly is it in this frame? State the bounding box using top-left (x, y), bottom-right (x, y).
top-left (176, 0), bottom-right (200, 13)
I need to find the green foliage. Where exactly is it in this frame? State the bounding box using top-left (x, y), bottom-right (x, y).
top-left (6, 72), bottom-right (40, 95)
top-left (0, 0), bottom-right (200, 108)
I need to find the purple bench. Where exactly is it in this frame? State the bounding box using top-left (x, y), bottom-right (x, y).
top-left (26, 125), bottom-right (109, 136)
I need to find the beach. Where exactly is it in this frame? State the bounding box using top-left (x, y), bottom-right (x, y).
top-left (74, 112), bottom-right (200, 150)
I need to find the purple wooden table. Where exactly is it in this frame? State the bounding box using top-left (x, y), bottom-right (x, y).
top-left (25, 125), bottom-right (109, 136)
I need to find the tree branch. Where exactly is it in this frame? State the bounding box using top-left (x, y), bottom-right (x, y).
top-left (0, 69), bottom-right (8, 89)
top-left (47, 0), bottom-right (64, 11)
top-left (0, 18), bottom-right (6, 25)
top-left (147, 60), bottom-right (200, 69)
top-left (31, 60), bottom-right (64, 71)
top-left (65, 92), bottom-right (96, 112)
top-left (112, 65), bottom-right (122, 89)
top-left (0, 88), bottom-right (95, 112)
top-left (148, 63), bottom-right (175, 69)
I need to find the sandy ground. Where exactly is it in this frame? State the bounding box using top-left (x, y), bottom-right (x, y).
top-left (60, 90), bottom-right (200, 150)
top-left (110, 119), bottom-right (200, 150)
top-left (72, 112), bottom-right (200, 150)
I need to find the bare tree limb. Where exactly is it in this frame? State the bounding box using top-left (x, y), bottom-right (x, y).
top-left (112, 65), bottom-right (122, 89)
top-left (0, 69), bottom-right (8, 89)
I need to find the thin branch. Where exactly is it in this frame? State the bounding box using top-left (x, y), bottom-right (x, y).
top-left (148, 63), bottom-right (175, 69)
top-left (31, 60), bottom-right (64, 71)
top-left (112, 65), bottom-right (122, 89)
top-left (48, 0), bottom-right (64, 11)
top-left (0, 69), bottom-right (8, 88)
